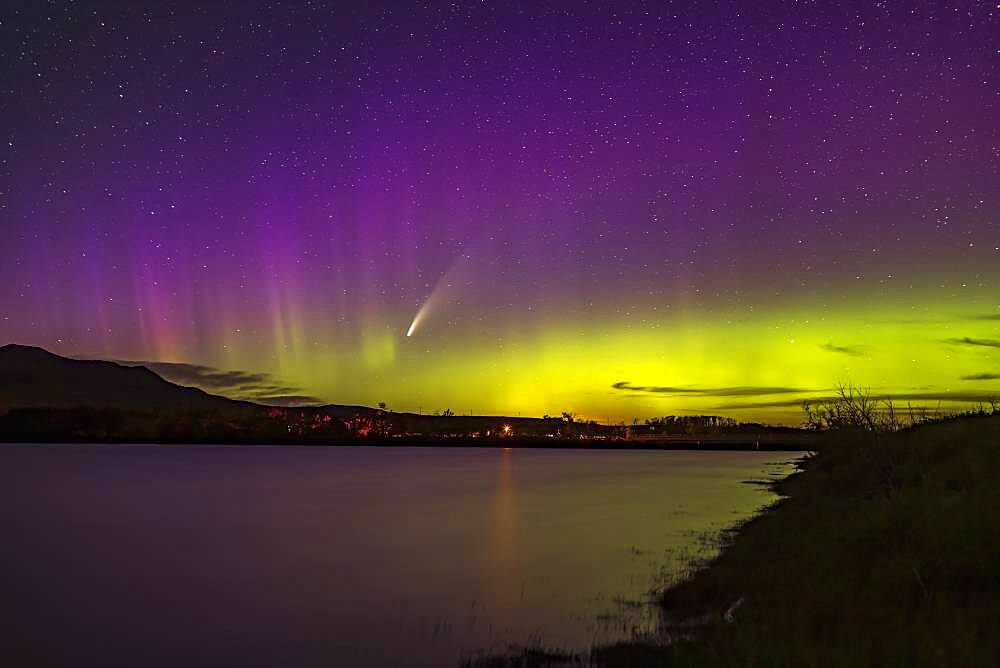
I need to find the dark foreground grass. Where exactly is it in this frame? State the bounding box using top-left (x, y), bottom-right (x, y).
top-left (640, 413), bottom-right (1000, 666)
top-left (470, 413), bottom-right (1000, 666)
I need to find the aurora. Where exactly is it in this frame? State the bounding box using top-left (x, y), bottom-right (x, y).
top-left (1, 1), bottom-right (997, 424)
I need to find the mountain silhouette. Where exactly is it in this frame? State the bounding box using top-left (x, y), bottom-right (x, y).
top-left (0, 344), bottom-right (255, 416)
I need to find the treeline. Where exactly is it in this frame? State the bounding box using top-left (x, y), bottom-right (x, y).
top-left (0, 405), bottom-right (625, 443)
top-left (0, 405), bottom-right (824, 444)
top-left (633, 415), bottom-right (792, 436)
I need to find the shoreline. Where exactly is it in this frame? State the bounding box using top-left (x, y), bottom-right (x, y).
top-left (0, 435), bottom-right (815, 451)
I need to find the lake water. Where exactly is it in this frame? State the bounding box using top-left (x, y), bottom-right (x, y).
top-left (0, 445), bottom-right (800, 666)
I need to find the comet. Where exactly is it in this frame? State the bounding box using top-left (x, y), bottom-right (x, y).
top-left (405, 312), bottom-right (421, 337)
top-left (405, 283), bottom-right (445, 337)
top-left (405, 252), bottom-right (471, 338)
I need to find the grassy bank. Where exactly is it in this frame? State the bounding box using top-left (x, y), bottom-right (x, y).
top-left (472, 413), bottom-right (1000, 666)
top-left (600, 413), bottom-right (1000, 666)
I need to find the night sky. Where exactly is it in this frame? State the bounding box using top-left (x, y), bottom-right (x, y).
top-left (2, 1), bottom-right (998, 423)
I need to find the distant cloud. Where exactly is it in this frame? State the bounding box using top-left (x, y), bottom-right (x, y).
top-left (131, 361), bottom-right (270, 389)
top-left (944, 337), bottom-right (1000, 349)
top-left (117, 360), bottom-right (323, 406)
top-left (611, 382), bottom-right (810, 397)
top-left (961, 373), bottom-right (1000, 381)
top-left (718, 390), bottom-right (1000, 411)
top-left (820, 343), bottom-right (865, 357)
top-left (714, 397), bottom-right (816, 409)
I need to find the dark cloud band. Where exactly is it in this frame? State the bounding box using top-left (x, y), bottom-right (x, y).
top-left (612, 382), bottom-right (810, 397)
top-left (117, 360), bottom-right (323, 407)
top-left (945, 337), bottom-right (1000, 349)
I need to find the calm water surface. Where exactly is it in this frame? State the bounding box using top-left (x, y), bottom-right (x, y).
top-left (0, 445), bottom-right (800, 666)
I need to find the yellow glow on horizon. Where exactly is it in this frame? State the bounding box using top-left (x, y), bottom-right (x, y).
top-left (168, 293), bottom-right (1000, 426)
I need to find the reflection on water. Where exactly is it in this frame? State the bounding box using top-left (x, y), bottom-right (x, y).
top-left (486, 447), bottom-right (516, 620)
top-left (491, 447), bottom-right (515, 567)
top-left (0, 445), bottom-right (799, 667)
